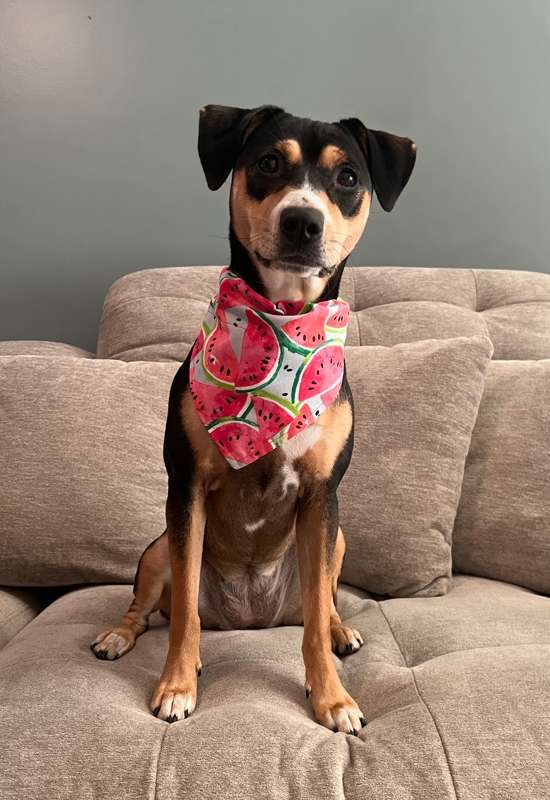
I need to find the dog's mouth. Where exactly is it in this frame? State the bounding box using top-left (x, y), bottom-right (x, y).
top-left (254, 250), bottom-right (326, 272)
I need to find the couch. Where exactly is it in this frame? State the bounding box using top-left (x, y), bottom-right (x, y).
top-left (1, 265), bottom-right (549, 800)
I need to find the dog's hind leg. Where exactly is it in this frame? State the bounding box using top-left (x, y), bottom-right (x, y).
top-left (329, 527), bottom-right (364, 657)
top-left (91, 530), bottom-right (170, 661)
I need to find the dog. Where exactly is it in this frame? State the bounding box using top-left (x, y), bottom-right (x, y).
top-left (91, 104), bottom-right (416, 734)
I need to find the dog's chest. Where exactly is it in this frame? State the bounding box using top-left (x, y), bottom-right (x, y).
top-left (206, 423), bottom-right (323, 564)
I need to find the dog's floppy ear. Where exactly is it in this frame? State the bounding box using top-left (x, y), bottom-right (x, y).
top-left (198, 104), bottom-right (284, 190)
top-left (339, 118), bottom-right (416, 212)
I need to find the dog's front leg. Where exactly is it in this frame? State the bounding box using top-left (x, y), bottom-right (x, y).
top-left (150, 482), bottom-right (205, 722)
top-left (296, 488), bottom-right (366, 734)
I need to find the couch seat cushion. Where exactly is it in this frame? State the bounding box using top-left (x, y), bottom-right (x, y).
top-left (0, 587), bottom-right (47, 649)
top-left (0, 575), bottom-right (549, 800)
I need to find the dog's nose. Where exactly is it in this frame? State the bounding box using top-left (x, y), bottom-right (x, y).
top-left (279, 207), bottom-right (324, 247)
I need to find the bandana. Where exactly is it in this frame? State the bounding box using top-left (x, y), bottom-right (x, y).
top-left (189, 267), bottom-right (349, 469)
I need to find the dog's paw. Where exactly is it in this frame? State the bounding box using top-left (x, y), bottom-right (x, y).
top-left (91, 628), bottom-right (136, 660)
top-left (310, 688), bottom-right (366, 735)
top-left (150, 674), bottom-right (198, 723)
top-left (331, 624), bottom-right (364, 656)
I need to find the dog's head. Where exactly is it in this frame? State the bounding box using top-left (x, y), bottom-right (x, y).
top-left (198, 104), bottom-right (416, 286)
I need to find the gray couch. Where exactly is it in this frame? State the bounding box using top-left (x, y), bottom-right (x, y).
top-left (0, 265), bottom-right (549, 799)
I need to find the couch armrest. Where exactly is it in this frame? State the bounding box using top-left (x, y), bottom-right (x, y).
top-left (0, 341), bottom-right (95, 358)
top-left (0, 587), bottom-right (48, 648)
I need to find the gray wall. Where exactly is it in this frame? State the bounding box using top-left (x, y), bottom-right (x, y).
top-left (1, 1), bottom-right (549, 351)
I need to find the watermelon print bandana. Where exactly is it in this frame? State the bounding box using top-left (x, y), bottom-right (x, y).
top-left (189, 267), bottom-right (349, 469)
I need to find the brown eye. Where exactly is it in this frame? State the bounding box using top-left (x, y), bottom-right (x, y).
top-left (336, 166), bottom-right (358, 188)
top-left (258, 154), bottom-right (279, 174)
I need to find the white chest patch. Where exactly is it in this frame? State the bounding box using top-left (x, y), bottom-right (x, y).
top-left (279, 462), bottom-right (300, 497)
top-left (244, 518), bottom-right (265, 533)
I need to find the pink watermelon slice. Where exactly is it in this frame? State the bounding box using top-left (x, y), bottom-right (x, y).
top-left (326, 306), bottom-right (349, 329)
top-left (218, 274), bottom-right (274, 314)
top-left (294, 343), bottom-right (345, 403)
top-left (190, 380), bottom-right (247, 422)
top-left (210, 419), bottom-right (272, 464)
top-left (252, 395), bottom-right (294, 438)
top-left (235, 309), bottom-right (281, 391)
top-left (282, 304), bottom-right (329, 349)
top-left (203, 311), bottom-right (239, 388)
top-left (320, 380), bottom-right (342, 408)
top-left (286, 404), bottom-right (315, 438)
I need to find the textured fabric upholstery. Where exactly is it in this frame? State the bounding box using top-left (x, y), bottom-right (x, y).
top-left (0, 338), bottom-right (492, 596)
top-left (0, 356), bottom-right (177, 585)
top-left (96, 266), bottom-right (550, 361)
top-left (340, 337), bottom-right (492, 595)
top-left (0, 576), bottom-right (548, 800)
top-left (0, 341), bottom-right (94, 358)
top-left (0, 587), bottom-right (46, 649)
top-left (453, 360), bottom-right (550, 593)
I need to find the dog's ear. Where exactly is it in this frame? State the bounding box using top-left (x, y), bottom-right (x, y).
top-left (339, 118), bottom-right (416, 212)
top-left (198, 104), bottom-right (284, 190)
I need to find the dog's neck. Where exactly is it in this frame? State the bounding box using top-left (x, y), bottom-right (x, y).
top-left (228, 226), bottom-right (347, 304)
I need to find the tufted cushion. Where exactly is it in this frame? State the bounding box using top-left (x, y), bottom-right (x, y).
top-left (96, 266), bottom-right (550, 361)
top-left (0, 341), bottom-right (94, 358)
top-left (1, 576), bottom-right (549, 800)
top-left (0, 587), bottom-right (47, 649)
top-left (452, 360), bottom-right (550, 594)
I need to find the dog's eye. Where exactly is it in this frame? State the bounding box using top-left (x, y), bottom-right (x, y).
top-left (258, 154), bottom-right (279, 174)
top-left (336, 167), bottom-right (358, 188)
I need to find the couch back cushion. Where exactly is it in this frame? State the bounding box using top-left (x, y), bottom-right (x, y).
top-left (0, 357), bottom-right (176, 585)
top-left (452, 360), bottom-right (550, 594)
top-left (97, 266), bottom-right (550, 362)
top-left (0, 339), bottom-right (491, 594)
top-left (340, 336), bottom-right (493, 595)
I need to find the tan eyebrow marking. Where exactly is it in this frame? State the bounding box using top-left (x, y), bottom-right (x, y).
top-left (275, 139), bottom-right (302, 165)
top-left (318, 145), bottom-right (348, 170)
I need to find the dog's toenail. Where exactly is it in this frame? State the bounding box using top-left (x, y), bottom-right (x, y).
top-left (184, 709), bottom-right (189, 719)
top-left (360, 717), bottom-right (367, 727)
top-left (167, 714), bottom-right (177, 723)
top-left (332, 726), bottom-right (338, 733)
top-left (305, 688), bottom-right (310, 699)
top-left (152, 706), bottom-right (160, 717)
top-left (197, 667), bottom-right (202, 676)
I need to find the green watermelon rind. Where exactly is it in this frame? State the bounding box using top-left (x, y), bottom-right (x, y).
top-left (253, 388), bottom-right (299, 415)
top-left (256, 311), bottom-right (311, 358)
top-left (325, 326), bottom-right (347, 341)
top-left (208, 418), bottom-right (260, 434)
top-left (206, 411), bottom-right (256, 431)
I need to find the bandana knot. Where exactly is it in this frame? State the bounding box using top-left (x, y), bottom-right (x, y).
top-left (189, 268), bottom-right (349, 469)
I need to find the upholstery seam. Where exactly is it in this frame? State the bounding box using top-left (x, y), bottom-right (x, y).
top-left (153, 723), bottom-right (170, 800)
top-left (470, 268), bottom-right (479, 312)
top-left (376, 603), bottom-right (408, 667)
top-left (377, 603), bottom-right (459, 800)
top-left (410, 667), bottom-right (460, 800)
top-left (0, 607), bottom-right (37, 629)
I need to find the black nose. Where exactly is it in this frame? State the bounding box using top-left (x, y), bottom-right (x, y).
top-left (279, 207), bottom-right (324, 248)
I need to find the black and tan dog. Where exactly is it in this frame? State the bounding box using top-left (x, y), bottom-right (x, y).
top-left (92, 105), bottom-right (416, 734)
